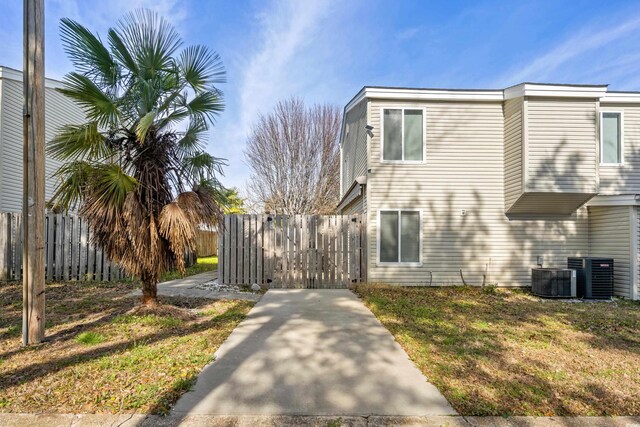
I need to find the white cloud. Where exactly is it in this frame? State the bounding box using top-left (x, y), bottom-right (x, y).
top-left (48, 0), bottom-right (186, 29)
top-left (396, 26), bottom-right (423, 42)
top-left (238, 0), bottom-right (334, 132)
top-left (496, 14), bottom-right (640, 86)
top-left (212, 0), bottom-right (338, 192)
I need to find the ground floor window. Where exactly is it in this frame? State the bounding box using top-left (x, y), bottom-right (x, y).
top-left (378, 210), bottom-right (421, 264)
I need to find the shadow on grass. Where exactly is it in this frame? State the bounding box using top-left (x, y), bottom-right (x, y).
top-left (0, 278), bottom-right (251, 414)
top-left (355, 285), bottom-right (640, 416)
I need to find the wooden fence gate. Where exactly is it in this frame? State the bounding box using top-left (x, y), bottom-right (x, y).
top-left (219, 214), bottom-right (366, 288)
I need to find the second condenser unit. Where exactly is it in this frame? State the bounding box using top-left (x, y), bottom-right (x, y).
top-left (567, 257), bottom-right (614, 299)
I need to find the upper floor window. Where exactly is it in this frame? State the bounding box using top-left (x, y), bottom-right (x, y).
top-left (382, 108), bottom-right (424, 162)
top-left (601, 112), bottom-right (623, 165)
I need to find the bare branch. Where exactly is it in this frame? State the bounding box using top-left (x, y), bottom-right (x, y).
top-left (244, 98), bottom-right (341, 214)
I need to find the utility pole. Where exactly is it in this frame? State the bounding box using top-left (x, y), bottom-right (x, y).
top-left (23, 0), bottom-right (45, 345)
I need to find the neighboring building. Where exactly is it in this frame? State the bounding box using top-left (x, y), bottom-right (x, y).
top-left (0, 66), bottom-right (84, 212)
top-left (338, 83), bottom-right (640, 299)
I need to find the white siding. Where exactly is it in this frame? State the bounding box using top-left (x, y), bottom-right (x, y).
top-left (525, 98), bottom-right (598, 194)
top-left (367, 99), bottom-right (588, 286)
top-left (341, 99), bottom-right (367, 197)
top-left (588, 205), bottom-right (632, 298)
top-left (599, 103), bottom-right (640, 194)
top-left (504, 97), bottom-right (523, 211)
top-left (0, 77), bottom-right (85, 212)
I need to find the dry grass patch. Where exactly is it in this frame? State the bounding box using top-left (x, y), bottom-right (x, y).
top-left (0, 280), bottom-right (253, 414)
top-left (354, 284), bottom-right (640, 416)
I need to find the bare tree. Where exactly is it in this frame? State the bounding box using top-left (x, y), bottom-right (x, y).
top-left (244, 98), bottom-right (341, 214)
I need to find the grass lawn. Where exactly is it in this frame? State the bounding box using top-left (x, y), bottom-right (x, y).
top-left (0, 279), bottom-right (252, 414)
top-left (160, 255), bottom-right (218, 282)
top-left (354, 284), bottom-right (640, 416)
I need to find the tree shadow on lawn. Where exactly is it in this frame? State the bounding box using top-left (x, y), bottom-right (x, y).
top-left (356, 285), bottom-right (640, 416)
top-left (0, 279), bottom-right (249, 414)
top-left (143, 289), bottom-right (458, 424)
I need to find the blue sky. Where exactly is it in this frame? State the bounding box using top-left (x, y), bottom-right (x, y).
top-left (2, 0), bottom-right (640, 193)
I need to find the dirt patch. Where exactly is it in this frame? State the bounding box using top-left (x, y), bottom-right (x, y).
top-left (354, 284), bottom-right (640, 416)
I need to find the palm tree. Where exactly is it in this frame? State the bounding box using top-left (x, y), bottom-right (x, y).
top-left (49, 10), bottom-right (226, 307)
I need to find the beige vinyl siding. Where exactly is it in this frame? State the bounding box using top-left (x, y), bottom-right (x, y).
top-left (367, 99), bottom-right (588, 286)
top-left (341, 99), bottom-right (367, 197)
top-left (504, 97), bottom-right (523, 211)
top-left (0, 77), bottom-right (21, 212)
top-left (599, 103), bottom-right (640, 194)
top-left (525, 98), bottom-right (598, 194)
top-left (341, 191), bottom-right (365, 215)
top-left (0, 78), bottom-right (84, 212)
top-left (588, 205), bottom-right (632, 298)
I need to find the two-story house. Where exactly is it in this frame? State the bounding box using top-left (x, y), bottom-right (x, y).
top-left (338, 83), bottom-right (640, 299)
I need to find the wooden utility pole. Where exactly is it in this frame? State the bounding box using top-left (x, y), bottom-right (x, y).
top-left (22, 0), bottom-right (45, 345)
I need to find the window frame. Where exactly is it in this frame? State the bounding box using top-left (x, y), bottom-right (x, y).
top-left (376, 208), bottom-right (423, 266)
top-left (600, 110), bottom-right (624, 166)
top-left (380, 107), bottom-right (427, 164)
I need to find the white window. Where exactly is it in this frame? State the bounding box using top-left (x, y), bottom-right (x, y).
top-left (382, 108), bottom-right (424, 162)
top-left (601, 112), bottom-right (623, 165)
top-left (378, 210), bottom-right (421, 264)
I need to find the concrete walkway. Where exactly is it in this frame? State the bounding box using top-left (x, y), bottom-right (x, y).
top-left (172, 289), bottom-right (456, 417)
top-left (128, 271), bottom-right (260, 301)
top-left (2, 414), bottom-right (640, 427)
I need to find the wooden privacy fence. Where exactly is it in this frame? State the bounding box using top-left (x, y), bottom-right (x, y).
top-left (0, 212), bottom-right (125, 281)
top-left (219, 214), bottom-right (366, 288)
top-left (195, 229), bottom-right (218, 257)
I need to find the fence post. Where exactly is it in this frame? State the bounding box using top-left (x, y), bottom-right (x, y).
top-left (0, 213), bottom-right (9, 280)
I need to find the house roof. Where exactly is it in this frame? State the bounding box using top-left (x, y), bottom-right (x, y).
top-left (0, 65), bottom-right (66, 89)
top-left (344, 81), bottom-right (639, 113)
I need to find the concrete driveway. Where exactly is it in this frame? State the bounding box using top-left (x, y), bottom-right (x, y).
top-left (172, 289), bottom-right (456, 417)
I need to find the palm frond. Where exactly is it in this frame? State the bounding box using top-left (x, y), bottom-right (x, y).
top-left (58, 73), bottom-right (119, 127)
top-left (158, 202), bottom-right (196, 272)
top-left (181, 152), bottom-right (226, 182)
top-left (107, 28), bottom-right (139, 75)
top-left (193, 184), bottom-right (226, 226)
top-left (187, 90), bottom-right (224, 124)
top-left (176, 116), bottom-right (207, 155)
top-left (60, 18), bottom-right (119, 86)
top-left (90, 163), bottom-right (138, 208)
top-left (48, 122), bottom-right (112, 161)
top-left (179, 45), bottom-right (226, 92)
top-left (48, 161), bottom-right (93, 211)
top-left (136, 111), bottom-right (156, 143)
top-left (115, 9), bottom-right (182, 78)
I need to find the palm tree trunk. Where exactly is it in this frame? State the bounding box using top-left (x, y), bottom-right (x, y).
top-left (141, 276), bottom-right (159, 306)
